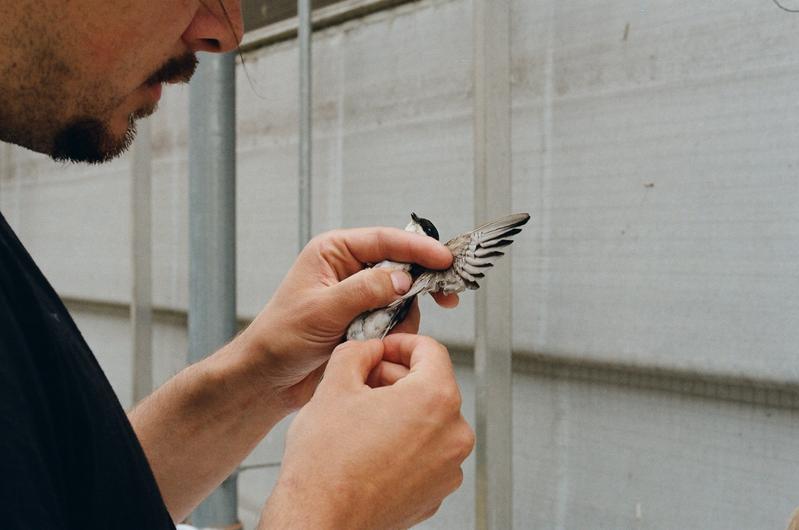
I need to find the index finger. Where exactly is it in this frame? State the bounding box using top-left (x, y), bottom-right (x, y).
top-left (337, 227), bottom-right (453, 271)
top-left (381, 333), bottom-right (454, 380)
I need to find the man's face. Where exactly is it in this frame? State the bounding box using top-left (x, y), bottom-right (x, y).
top-left (0, 0), bottom-right (243, 163)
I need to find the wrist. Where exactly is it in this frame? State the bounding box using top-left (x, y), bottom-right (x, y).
top-left (234, 318), bottom-right (331, 412)
top-left (259, 473), bottom-right (352, 529)
top-left (206, 332), bottom-right (294, 421)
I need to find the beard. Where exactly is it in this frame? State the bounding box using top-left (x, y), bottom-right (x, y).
top-left (48, 53), bottom-right (197, 164)
top-left (51, 104), bottom-right (155, 164)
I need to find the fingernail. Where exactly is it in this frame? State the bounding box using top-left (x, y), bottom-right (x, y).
top-left (391, 270), bottom-right (411, 294)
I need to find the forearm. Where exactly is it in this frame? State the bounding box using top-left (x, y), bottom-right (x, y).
top-left (129, 334), bottom-right (289, 523)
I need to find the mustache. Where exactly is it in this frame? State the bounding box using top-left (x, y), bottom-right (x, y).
top-left (144, 53), bottom-right (198, 86)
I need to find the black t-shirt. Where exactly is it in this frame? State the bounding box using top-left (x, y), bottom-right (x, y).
top-left (0, 212), bottom-right (175, 529)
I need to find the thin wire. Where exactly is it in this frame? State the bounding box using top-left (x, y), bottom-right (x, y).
top-left (773, 0), bottom-right (799, 12)
top-left (238, 461), bottom-right (282, 472)
top-left (210, 0), bottom-right (269, 99)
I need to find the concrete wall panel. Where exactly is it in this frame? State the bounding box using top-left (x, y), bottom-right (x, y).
top-left (0, 148), bottom-right (132, 303)
top-left (510, 0), bottom-right (799, 383)
top-left (511, 369), bottom-right (799, 530)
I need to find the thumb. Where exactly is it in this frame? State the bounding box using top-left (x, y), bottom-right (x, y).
top-left (319, 339), bottom-right (385, 392)
top-left (328, 267), bottom-right (412, 322)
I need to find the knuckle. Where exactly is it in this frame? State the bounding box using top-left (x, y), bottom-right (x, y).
top-left (455, 425), bottom-right (476, 460)
top-left (332, 341), bottom-right (351, 355)
top-left (313, 232), bottom-right (339, 257)
top-left (330, 342), bottom-right (357, 364)
top-left (416, 336), bottom-right (449, 360)
top-left (451, 467), bottom-right (465, 490)
top-left (446, 381), bottom-right (463, 409)
top-left (425, 384), bottom-right (461, 414)
top-left (336, 338), bottom-right (380, 357)
top-left (436, 342), bottom-right (453, 362)
top-left (306, 231), bottom-right (326, 249)
top-left (422, 503), bottom-right (442, 521)
top-left (464, 425), bottom-right (476, 451)
top-left (356, 273), bottom-right (387, 303)
top-left (450, 384), bottom-right (464, 408)
top-left (417, 335), bottom-right (442, 350)
top-left (374, 227), bottom-right (391, 254)
top-left (373, 269), bottom-right (395, 295)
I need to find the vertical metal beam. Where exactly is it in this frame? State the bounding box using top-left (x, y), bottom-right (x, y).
top-left (298, 0), bottom-right (313, 249)
top-left (473, 0), bottom-right (513, 528)
top-left (131, 117), bottom-right (153, 404)
top-left (188, 51), bottom-right (240, 530)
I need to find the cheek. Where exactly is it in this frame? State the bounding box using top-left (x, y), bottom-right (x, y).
top-left (81, 32), bottom-right (136, 72)
top-left (72, 2), bottom-right (197, 82)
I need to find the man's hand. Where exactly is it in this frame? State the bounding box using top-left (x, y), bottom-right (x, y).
top-left (239, 227), bottom-right (459, 410)
top-left (260, 334), bottom-right (475, 529)
top-left (130, 227), bottom-right (460, 521)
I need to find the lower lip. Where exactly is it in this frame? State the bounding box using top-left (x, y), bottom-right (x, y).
top-left (148, 83), bottom-right (163, 101)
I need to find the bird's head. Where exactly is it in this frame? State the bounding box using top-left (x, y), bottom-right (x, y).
top-left (407, 212), bottom-right (440, 241)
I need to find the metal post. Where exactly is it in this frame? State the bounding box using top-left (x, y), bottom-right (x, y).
top-left (298, 0), bottom-right (312, 249)
top-left (473, 0), bottom-right (513, 528)
top-left (0, 143), bottom-right (12, 205)
top-left (188, 51), bottom-right (240, 530)
top-left (131, 117), bottom-right (153, 404)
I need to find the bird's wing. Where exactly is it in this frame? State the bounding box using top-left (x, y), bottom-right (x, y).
top-left (389, 213), bottom-right (530, 305)
top-left (448, 212), bottom-right (530, 289)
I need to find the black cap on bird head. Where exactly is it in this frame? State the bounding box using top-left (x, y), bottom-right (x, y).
top-left (410, 212), bottom-right (439, 241)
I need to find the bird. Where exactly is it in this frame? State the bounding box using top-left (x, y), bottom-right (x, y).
top-left (346, 211), bottom-right (531, 341)
top-left (345, 213), bottom-right (439, 342)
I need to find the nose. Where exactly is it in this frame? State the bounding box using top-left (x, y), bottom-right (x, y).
top-left (182, 0), bottom-right (244, 54)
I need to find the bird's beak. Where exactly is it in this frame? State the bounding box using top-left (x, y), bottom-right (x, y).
top-left (411, 212), bottom-right (420, 223)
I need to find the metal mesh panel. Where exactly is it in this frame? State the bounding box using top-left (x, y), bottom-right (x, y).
top-left (243, 0), bottom-right (346, 32)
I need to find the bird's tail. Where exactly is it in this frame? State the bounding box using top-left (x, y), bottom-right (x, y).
top-left (388, 273), bottom-right (434, 309)
top-left (380, 296), bottom-right (416, 338)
